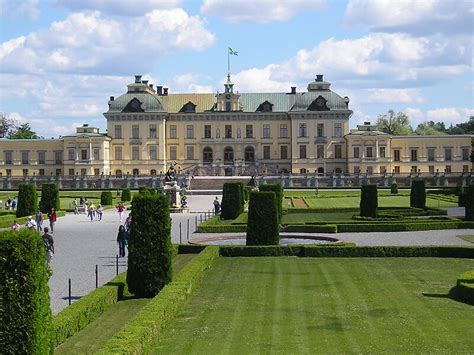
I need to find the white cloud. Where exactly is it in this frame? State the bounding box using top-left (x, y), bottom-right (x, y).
top-left (365, 89), bottom-right (424, 104)
top-left (0, 0), bottom-right (40, 20)
top-left (404, 108), bottom-right (424, 121)
top-left (231, 64), bottom-right (295, 92)
top-left (426, 107), bottom-right (474, 125)
top-left (0, 9), bottom-right (215, 75)
top-left (55, 0), bottom-right (180, 16)
top-left (170, 73), bottom-right (215, 93)
top-left (201, 0), bottom-right (325, 23)
top-left (344, 0), bottom-right (473, 35)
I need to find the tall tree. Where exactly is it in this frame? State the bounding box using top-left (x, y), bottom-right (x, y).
top-left (375, 110), bottom-right (413, 135)
top-left (415, 121), bottom-right (447, 135)
top-left (8, 123), bottom-right (39, 139)
top-left (0, 113), bottom-right (17, 138)
top-left (446, 116), bottom-right (474, 135)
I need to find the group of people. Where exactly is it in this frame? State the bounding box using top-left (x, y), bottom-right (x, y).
top-left (71, 198), bottom-right (104, 221)
top-left (0, 197), bottom-right (18, 211)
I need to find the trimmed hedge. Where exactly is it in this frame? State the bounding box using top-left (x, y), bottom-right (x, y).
top-left (121, 188), bottom-right (131, 202)
top-left (360, 184), bottom-right (378, 217)
top-left (410, 179), bottom-right (426, 209)
top-left (465, 184), bottom-right (474, 221)
top-left (100, 191), bottom-right (113, 206)
top-left (246, 191), bottom-right (280, 246)
top-left (53, 272), bottom-right (126, 347)
top-left (219, 245), bottom-right (474, 258)
top-left (0, 229), bottom-right (53, 354)
top-left (39, 183), bottom-right (60, 213)
top-left (197, 224), bottom-right (247, 233)
top-left (453, 270), bottom-right (474, 305)
top-left (99, 246), bottom-right (219, 354)
top-left (337, 220), bottom-right (474, 233)
top-left (221, 182), bottom-right (244, 220)
top-left (259, 183), bottom-right (283, 221)
top-left (127, 193), bottom-right (173, 297)
top-left (283, 224), bottom-right (337, 233)
top-left (16, 183), bottom-right (38, 218)
top-left (390, 183), bottom-right (398, 194)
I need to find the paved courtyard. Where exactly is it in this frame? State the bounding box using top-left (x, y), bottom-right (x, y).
top-left (48, 196), bottom-right (471, 314)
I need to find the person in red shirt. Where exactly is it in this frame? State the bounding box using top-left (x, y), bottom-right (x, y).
top-left (48, 208), bottom-right (57, 233)
top-left (116, 202), bottom-right (125, 222)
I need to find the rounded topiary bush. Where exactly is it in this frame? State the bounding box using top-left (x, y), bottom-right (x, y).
top-left (127, 193), bottom-right (172, 297)
top-left (360, 184), bottom-right (378, 218)
top-left (16, 183), bottom-right (38, 218)
top-left (410, 179), bottom-right (426, 209)
top-left (39, 183), bottom-right (60, 213)
top-left (221, 182), bottom-right (244, 220)
top-left (465, 184), bottom-right (474, 221)
top-left (246, 191), bottom-right (280, 246)
top-left (259, 183), bottom-right (283, 222)
top-left (121, 188), bottom-right (131, 202)
top-left (390, 183), bottom-right (398, 194)
top-left (100, 191), bottom-right (113, 206)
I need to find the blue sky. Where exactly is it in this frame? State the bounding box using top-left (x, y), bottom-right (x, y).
top-left (0, 0), bottom-right (472, 137)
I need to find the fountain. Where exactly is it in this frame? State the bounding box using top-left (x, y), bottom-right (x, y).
top-left (189, 233), bottom-right (343, 245)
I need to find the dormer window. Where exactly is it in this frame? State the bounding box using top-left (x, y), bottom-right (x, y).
top-left (308, 95), bottom-right (329, 111)
top-left (256, 101), bottom-right (273, 112)
top-left (180, 101), bottom-right (197, 113)
top-left (123, 98), bottom-right (144, 112)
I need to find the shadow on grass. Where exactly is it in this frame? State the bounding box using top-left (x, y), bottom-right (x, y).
top-left (422, 287), bottom-right (473, 306)
top-left (61, 296), bottom-right (82, 301)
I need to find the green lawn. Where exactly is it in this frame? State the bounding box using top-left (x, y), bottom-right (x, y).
top-left (458, 235), bottom-right (474, 244)
top-left (152, 257), bottom-right (474, 353)
top-left (54, 254), bottom-right (196, 354)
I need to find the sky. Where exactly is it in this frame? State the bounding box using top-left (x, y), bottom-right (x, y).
top-left (0, 0), bottom-right (472, 137)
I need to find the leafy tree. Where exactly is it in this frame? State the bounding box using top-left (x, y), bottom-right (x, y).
top-left (446, 116), bottom-right (474, 135)
top-left (0, 112), bottom-right (17, 138)
top-left (376, 110), bottom-right (413, 135)
top-left (8, 123), bottom-right (39, 139)
top-left (415, 121), bottom-right (447, 135)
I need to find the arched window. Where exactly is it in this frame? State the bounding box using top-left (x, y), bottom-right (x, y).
top-left (203, 147), bottom-right (213, 163)
top-left (244, 146), bottom-right (255, 162)
top-left (317, 167), bottom-right (324, 175)
top-left (300, 168), bottom-right (307, 174)
top-left (115, 169), bottom-right (122, 177)
top-left (132, 169), bottom-right (139, 176)
top-left (335, 168), bottom-right (342, 174)
top-left (224, 147), bottom-right (234, 163)
top-left (150, 169), bottom-right (157, 176)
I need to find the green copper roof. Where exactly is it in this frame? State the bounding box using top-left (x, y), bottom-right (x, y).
top-left (290, 91), bottom-right (348, 111)
top-left (160, 94), bottom-right (216, 113)
top-left (239, 93), bottom-right (293, 112)
top-left (107, 92), bottom-right (165, 113)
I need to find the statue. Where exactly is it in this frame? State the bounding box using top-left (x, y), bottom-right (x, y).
top-left (164, 162), bottom-right (177, 182)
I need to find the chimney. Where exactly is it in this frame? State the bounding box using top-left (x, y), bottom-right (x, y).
top-left (142, 80), bottom-right (149, 86)
top-left (364, 121), bottom-right (370, 125)
top-left (157, 86), bottom-right (163, 95)
top-left (149, 84), bottom-right (154, 90)
top-left (291, 86), bottom-right (296, 94)
top-left (316, 74), bottom-right (323, 82)
top-left (163, 87), bottom-right (168, 96)
top-left (134, 75), bottom-right (142, 83)
top-left (110, 96), bottom-right (114, 101)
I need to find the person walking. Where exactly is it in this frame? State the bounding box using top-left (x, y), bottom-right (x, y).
top-left (12, 197), bottom-right (17, 210)
top-left (42, 227), bottom-right (54, 268)
top-left (48, 208), bottom-right (57, 233)
top-left (72, 198), bottom-right (79, 215)
top-left (35, 210), bottom-right (43, 232)
top-left (117, 225), bottom-right (127, 258)
top-left (116, 202), bottom-right (125, 222)
top-left (96, 204), bottom-right (103, 221)
top-left (213, 196), bottom-right (221, 215)
top-left (88, 203), bottom-right (95, 222)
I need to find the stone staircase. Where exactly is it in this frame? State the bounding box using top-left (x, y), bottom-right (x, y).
top-left (189, 176), bottom-right (251, 194)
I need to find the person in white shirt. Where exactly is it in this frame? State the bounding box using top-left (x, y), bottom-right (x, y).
top-left (25, 216), bottom-right (37, 230)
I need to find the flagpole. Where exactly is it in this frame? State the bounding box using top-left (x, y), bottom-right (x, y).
top-left (227, 49), bottom-right (230, 75)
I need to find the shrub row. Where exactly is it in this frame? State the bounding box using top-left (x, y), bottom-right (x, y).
top-left (259, 184), bottom-right (283, 220)
top-left (360, 184), bottom-right (378, 217)
top-left (53, 272), bottom-right (126, 347)
top-left (221, 182), bottom-right (245, 220)
top-left (337, 220), bottom-right (474, 233)
top-left (100, 191), bottom-right (113, 205)
top-left (453, 270), bottom-right (474, 305)
top-left (246, 191), bottom-right (280, 245)
top-left (411, 179), bottom-right (426, 209)
top-left (39, 183), bottom-right (60, 213)
top-left (99, 246), bottom-right (220, 354)
top-left (17, 183), bottom-right (38, 217)
top-left (282, 224), bottom-right (337, 233)
top-left (197, 224), bottom-right (247, 233)
top-left (121, 188), bottom-right (131, 202)
top-left (219, 245), bottom-right (474, 258)
top-left (465, 185), bottom-right (474, 221)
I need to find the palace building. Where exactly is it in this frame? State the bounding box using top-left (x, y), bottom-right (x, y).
top-left (0, 75), bottom-right (472, 178)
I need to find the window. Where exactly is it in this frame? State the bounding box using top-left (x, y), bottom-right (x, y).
top-left (149, 124), bottom-right (157, 138)
top-left (68, 149), bottom-right (75, 161)
top-left (21, 151), bottom-right (29, 164)
top-left (263, 124), bottom-right (270, 138)
top-left (245, 125), bottom-right (253, 138)
top-left (317, 145), bottom-right (324, 159)
top-left (149, 145), bottom-right (157, 160)
top-left (94, 168), bottom-right (100, 176)
top-left (280, 124), bottom-right (288, 138)
top-left (367, 166), bottom-right (373, 175)
top-left (81, 150), bottom-right (88, 160)
top-left (132, 125), bottom-right (139, 139)
top-left (394, 149), bottom-right (400, 162)
top-left (379, 146), bottom-right (386, 158)
top-left (170, 146), bottom-right (177, 160)
top-left (299, 145), bottom-right (307, 159)
top-left (115, 169), bottom-right (122, 177)
top-left (132, 169), bottom-right (139, 176)
top-left (354, 166), bottom-right (360, 174)
top-left (299, 123), bottom-right (307, 137)
top-left (334, 145), bottom-right (342, 159)
top-left (245, 147), bottom-right (255, 162)
top-left (186, 146), bottom-right (194, 160)
top-left (300, 168), bottom-right (307, 174)
top-left (38, 151), bottom-right (46, 164)
top-left (366, 146), bottom-right (373, 158)
top-left (6, 169), bottom-right (11, 177)
top-left (463, 165), bottom-right (469, 172)
top-left (428, 148), bottom-right (435, 161)
top-left (150, 169), bottom-right (157, 176)
top-left (263, 146), bottom-right (271, 159)
top-left (68, 169), bottom-right (74, 176)
top-left (380, 166), bottom-right (386, 174)
top-left (280, 146), bottom-right (288, 160)
top-left (334, 123), bottom-right (342, 137)
top-left (54, 151), bottom-right (62, 164)
top-left (225, 125), bottom-right (232, 139)
top-left (93, 148), bottom-right (100, 161)
top-left (114, 146), bottom-right (122, 160)
top-left (203, 147), bottom-right (213, 163)
top-left (429, 165), bottom-right (435, 174)
top-left (224, 147), bottom-right (234, 163)
top-left (317, 123), bottom-right (324, 137)
top-left (225, 101), bottom-right (231, 112)
top-left (411, 149), bottom-right (418, 162)
top-left (170, 125), bottom-right (177, 139)
top-left (462, 148), bottom-right (469, 161)
top-left (22, 169), bottom-right (28, 176)
top-left (132, 146), bottom-right (140, 161)
top-left (353, 147), bottom-right (360, 158)
top-left (445, 165), bottom-right (451, 173)
top-left (186, 125), bottom-right (194, 139)
top-left (5, 152), bottom-right (12, 165)
top-left (411, 166), bottom-right (418, 173)
top-left (204, 125), bottom-right (212, 139)
top-left (445, 148), bottom-right (452, 161)
top-left (114, 125), bottom-right (122, 139)
top-left (39, 169), bottom-right (45, 176)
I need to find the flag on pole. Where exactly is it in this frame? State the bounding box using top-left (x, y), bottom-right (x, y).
top-left (228, 47), bottom-right (238, 56)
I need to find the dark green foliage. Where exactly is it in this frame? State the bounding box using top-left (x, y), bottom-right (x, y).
top-left (465, 184), bottom-right (474, 221)
top-left (259, 183), bottom-right (283, 221)
top-left (390, 183), bottom-right (398, 194)
top-left (121, 189), bottom-right (131, 202)
top-left (127, 193), bottom-right (173, 297)
top-left (16, 183), bottom-right (38, 217)
top-left (39, 183), bottom-right (60, 213)
top-left (283, 224), bottom-right (337, 233)
top-left (459, 193), bottom-right (465, 207)
top-left (246, 191), bottom-right (279, 246)
top-left (0, 229), bottom-right (53, 353)
top-left (138, 186), bottom-right (150, 195)
top-left (453, 270), bottom-right (474, 305)
top-left (360, 184), bottom-right (378, 217)
top-left (337, 220), bottom-right (474, 233)
top-left (221, 182), bottom-right (244, 220)
top-left (243, 187), bottom-right (252, 202)
top-left (100, 191), bottom-right (113, 206)
top-left (410, 179), bottom-right (426, 209)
